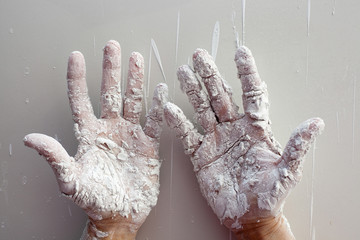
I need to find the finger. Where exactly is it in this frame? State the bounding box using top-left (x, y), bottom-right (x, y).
top-left (280, 118), bottom-right (325, 177)
top-left (143, 83), bottom-right (168, 141)
top-left (123, 52), bottom-right (145, 124)
top-left (23, 133), bottom-right (77, 194)
top-left (67, 51), bottom-right (96, 125)
top-left (177, 65), bottom-right (217, 132)
top-left (235, 46), bottom-right (270, 122)
top-left (164, 102), bottom-right (202, 155)
top-left (193, 48), bottom-right (239, 122)
top-left (100, 40), bottom-right (122, 119)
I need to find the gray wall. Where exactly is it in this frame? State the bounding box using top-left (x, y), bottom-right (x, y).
top-left (0, 0), bottom-right (359, 239)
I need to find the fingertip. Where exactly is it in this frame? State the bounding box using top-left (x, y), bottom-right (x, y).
top-left (311, 117), bottom-right (325, 132)
top-left (192, 48), bottom-right (217, 78)
top-left (67, 51), bottom-right (85, 79)
top-left (236, 45), bottom-right (251, 55)
top-left (103, 41), bottom-right (121, 70)
top-left (193, 48), bottom-right (208, 58)
top-left (153, 83), bottom-right (168, 105)
top-left (23, 133), bottom-right (33, 147)
top-left (23, 133), bottom-right (44, 147)
top-left (235, 46), bottom-right (257, 75)
top-left (177, 64), bottom-right (193, 77)
top-left (177, 65), bottom-right (197, 92)
top-left (105, 40), bottom-right (121, 51)
top-left (129, 51), bottom-right (144, 69)
top-left (301, 117), bottom-right (325, 140)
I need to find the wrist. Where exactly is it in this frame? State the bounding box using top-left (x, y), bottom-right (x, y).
top-left (82, 215), bottom-right (139, 240)
top-left (233, 214), bottom-right (295, 240)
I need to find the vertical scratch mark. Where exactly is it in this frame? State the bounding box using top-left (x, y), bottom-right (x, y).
top-left (211, 21), bottom-right (220, 62)
top-left (175, 11), bottom-right (180, 67)
top-left (336, 112), bottom-right (340, 143)
top-left (310, 140), bottom-right (316, 240)
top-left (305, 0), bottom-right (311, 85)
top-left (174, 11), bottom-right (180, 99)
top-left (232, 11), bottom-right (240, 49)
top-left (352, 77), bottom-right (356, 163)
top-left (305, 41), bottom-right (310, 86)
top-left (312, 226), bottom-right (316, 240)
top-left (332, 0), bottom-right (336, 15)
top-left (229, 229), bottom-right (232, 240)
top-left (145, 42), bottom-right (152, 114)
top-left (241, 0), bottom-right (246, 45)
top-left (68, 205), bottom-right (72, 217)
top-left (0, 161), bottom-right (9, 205)
top-left (170, 138), bottom-right (174, 207)
top-left (151, 39), bottom-right (167, 83)
top-left (93, 35), bottom-right (96, 56)
top-left (9, 144), bottom-right (12, 157)
top-left (307, 0), bottom-right (311, 37)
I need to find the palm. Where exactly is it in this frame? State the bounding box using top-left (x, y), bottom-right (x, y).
top-left (164, 46), bottom-right (324, 230)
top-left (69, 117), bottom-right (161, 223)
top-left (194, 118), bottom-right (285, 229)
top-left (24, 40), bottom-right (167, 228)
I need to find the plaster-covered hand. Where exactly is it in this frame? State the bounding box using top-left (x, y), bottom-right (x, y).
top-left (24, 40), bottom-right (168, 240)
top-left (164, 46), bottom-right (324, 240)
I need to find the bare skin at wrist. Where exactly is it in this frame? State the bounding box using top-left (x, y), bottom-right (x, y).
top-left (84, 215), bottom-right (138, 240)
top-left (233, 214), bottom-right (295, 240)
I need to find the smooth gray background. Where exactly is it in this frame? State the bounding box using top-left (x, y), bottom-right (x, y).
top-left (0, 0), bottom-right (359, 239)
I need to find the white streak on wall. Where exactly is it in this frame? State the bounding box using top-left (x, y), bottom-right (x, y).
top-left (9, 144), bottom-right (12, 157)
top-left (232, 11), bottom-right (240, 49)
top-left (307, 0), bottom-right (311, 37)
top-left (93, 35), bottom-right (96, 56)
top-left (145, 41), bottom-right (152, 114)
top-left (352, 77), bottom-right (356, 163)
top-left (336, 112), bottom-right (340, 143)
top-left (175, 11), bottom-right (180, 65)
top-left (211, 21), bottom-right (220, 62)
top-left (242, 0), bottom-right (246, 45)
top-left (151, 38), bottom-right (167, 82)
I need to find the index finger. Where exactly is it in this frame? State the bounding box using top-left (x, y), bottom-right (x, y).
top-left (67, 51), bottom-right (96, 126)
top-left (235, 46), bottom-right (269, 123)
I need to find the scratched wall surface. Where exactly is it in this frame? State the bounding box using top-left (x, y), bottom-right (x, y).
top-left (0, 0), bottom-right (359, 239)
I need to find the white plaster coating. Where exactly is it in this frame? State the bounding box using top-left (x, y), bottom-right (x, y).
top-left (101, 40), bottom-right (122, 119)
top-left (124, 52), bottom-right (145, 124)
top-left (24, 42), bottom-right (168, 237)
top-left (177, 65), bottom-right (217, 132)
top-left (165, 46), bottom-right (325, 230)
top-left (192, 48), bottom-right (239, 122)
top-left (143, 83), bottom-right (168, 140)
top-left (164, 102), bottom-right (202, 155)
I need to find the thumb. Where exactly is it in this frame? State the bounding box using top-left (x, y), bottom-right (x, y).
top-left (23, 133), bottom-right (77, 194)
top-left (280, 118), bottom-right (325, 180)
